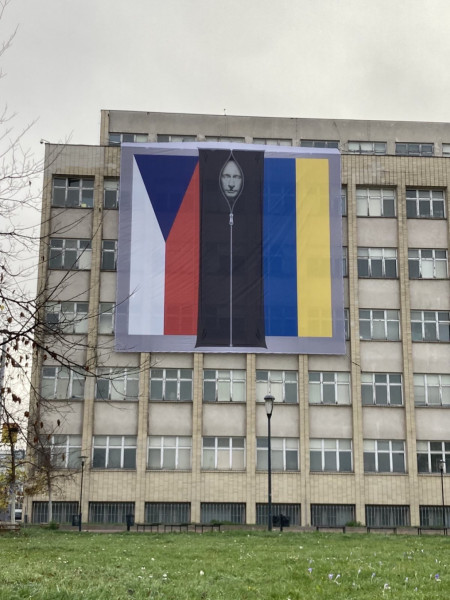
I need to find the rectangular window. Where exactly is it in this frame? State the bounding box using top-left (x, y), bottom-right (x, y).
top-left (417, 441), bottom-right (450, 473)
top-left (301, 139), bottom-right (339, 148)
top-left (359, 309), bottom-right (400, 341)
top-left (347, 141), bottom-right (387, 154)
top-left (148, 436), bottom-right (192, 470)
top-left (396, 142), bottom-right (434, 156)
top-left (144, 502), bottom-right (190, 524)
top-left (356, 188), bottom-right (396, 217)
top-left (41, 366), bottom-right (85, 400)
top-left (49, 239), bottom-right (92, 270)
top-left (204, 136), bottom-right (245, 142)
top-left (52, 177), bottom-right (94, 208)
top-left (157, 134), bottom-right (196, 142)
top-left (341, 186), bottom-right (347, 216)
top-left (92, 435), bottom-right (137, 469)
top-left (308, 372), bottom-right (351, 404)
top-left (203, 369), bottom-right (246, 402)
top-left (89, 502), bottom-right (135, 524)
top-left (256, 503), bottom-right (300, 526)
top-left (408, 249), bottom-right (448, 279)
top-left (366, 505), bottom-right (410, 527)
top-left (357, 248), bottom-right (397, 278)
top-left (344, 308), bottom-right (350, 341)
top-left (256, 437), bottom-right (299, 471)
top-left (149, 368), bottom-right (193, 401)
top-left (45, 302), bottom-right (88, 334)
top-left (108, 133), bottom-right (147, 146)
top-left (414, 374), bottom-right (450, 406)
top-left (101, 240), bottom-right (118, 270)
top-left (361, 373), bottom-right (403, 406)
top-left (310, 439), bottom-right (352, 472)
top-left (256, 370), bottom-right (298, 403)
top-left (442, 143), bottom-right (450, 157)
top-left (104, 179), bottom-right (119, 209)
top-left (200, 503), bottom-right (245, 524)
top-left (32, 501), bottom-right (79, 524)
top-left (363, 440), bottom-right (405, 473)
top-left (342, 247), bottom-right (348, 276)
top-left (311, 504), bottom-right (355, 527)
top-left (98, 302), bottom-right (115, 335)
top-left (420, 505), bottom-right (450, 527)
top-left (96, 368), bottom-right (139, 401)
top-left (406, 189), bottom-right (445, 218)
top-left (202, 437), bottom-right (245, 470)
top-left (253, 137), bottom-right (292, 146)
top-left (48, 434), bottom-right (82, 468)
top-left (411, 311), bottom-right (450, 342)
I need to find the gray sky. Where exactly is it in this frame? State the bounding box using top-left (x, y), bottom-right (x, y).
top-left (3, 0), bottom-right (450, 152)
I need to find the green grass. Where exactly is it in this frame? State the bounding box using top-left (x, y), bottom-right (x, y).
top-left (1, 529), bottom-right (450, 599)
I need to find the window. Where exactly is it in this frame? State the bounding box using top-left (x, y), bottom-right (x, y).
top-left (98, 302), bottom-right (115, 335)
top-left (89, 502), bottom-right (135, 524)
top-left (101, 240), bottom-right (117, 270)
top-left (301, 139), bottom-right (339, 148)
top-left (408, 249), bottom-right (448, 279)
top-left (256, 503), bottom-right (300, 526)
top-left (145, 502), bottom-right (190, 524)
top-left (47, 434), bottom-right (82, 468)
top-left (104, 179), bottom-right (119, 209)
top-left (49, 239), bottom-right (92, 270)
top-left (256, 370), bottom-right (298, 403)
top-left (363, 440), bottom-right (405, 473)
top-left (203, 369), bottom-right (246, 402)
top-left (311, 504), bottom-right (355, 527)
top-left (442, 143), bottom-right (450, 157)
top-left (45, 302), bottom-right (88, 334)
top-left (357, 248), bottom-right (397, 278)
top-left (310, 439), bottom-right (352, 472)
top-left (344, 308), bottom-right (350, 341)
top-left (359, 309), bottom-right (400, 341)
top-left (420, 505), bottom-right (450, 527)
top-left (32, 501), bottom-right (78, 524)
top-left (148, 436), bottom-right (192, 470)
top-left (417, 441), bottom-right (450, 473)
top-left (202, 437), bottom-right (245, 470)
top-left (342, 246), bottom-right (348, 276)
top-left (406, 189), bottom-right (445, 218)
top-left (347, 141), bottom-right (386, 155)
top-left (92, 435), bottom-right (136, 469)
top-left (108, 133), bottom-right (147, 146)
top-left (366, 505), bottom-right (410, 527)
top-left (204, 136), bottom-right (245, 143)
top-left (411, 311), bottom-right (450, 342)
top-left (256, 437), bottom-right (299, 471)
top-left (341, 186), bottom-right (347, 216)
top-left (356, 187), bottom-right (396, 217)
top-left (201, 503), bottom-right (245, 524)
top-left (150, 368), bottom-right (193, 401)
top-left (41, 366), bottom-right (85, 400)
top-left (414, 374), bottom-right (450, 406)
top-left (157, 134), bottom-right (196, 142)
top-left (308, 372), bottom-right (351, 404)
top-left (396, 142), bottom-right (434, 156)
top-left (361, 373), bottom-right (403, 406)
top-left (52, 177), bottom-right (94, 208)
top-left (253, 137), bottom-right (292, 146)
top-left (96, 368), bottom-right (139, 401)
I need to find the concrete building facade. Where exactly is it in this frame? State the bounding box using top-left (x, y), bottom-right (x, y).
top-left (26, 110), bottom-right (450, 528)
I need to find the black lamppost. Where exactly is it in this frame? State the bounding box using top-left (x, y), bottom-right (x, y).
top-left (78, 455), bottom-right (88, 532)
top-left (264, 394), bottom-right (274, 531)
top-left (439, 458), bottom-right (446, 528)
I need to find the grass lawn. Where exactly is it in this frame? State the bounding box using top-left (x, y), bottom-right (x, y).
top-left (1, 529), bottom-right (450, 599)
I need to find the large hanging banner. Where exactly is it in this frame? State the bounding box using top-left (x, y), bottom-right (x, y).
top-left (116, 143), bottom-right (345, 354)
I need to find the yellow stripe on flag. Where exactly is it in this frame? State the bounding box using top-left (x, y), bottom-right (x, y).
top-left (296, 159), bottom-right (332, 337)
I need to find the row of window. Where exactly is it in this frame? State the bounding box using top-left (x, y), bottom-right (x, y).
top-left (49, 239), bottom-right (117, 271)
top-left (41, 366), bottom-right (450, 406)
top-left (47, 434), bottom-right (450, 475)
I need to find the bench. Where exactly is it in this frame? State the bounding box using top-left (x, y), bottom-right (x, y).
top-left (0, 522), bottom-right (20, 533)
top-left (367, 526), bottom-right (397, 534)
top-left (418, 527), bottom-right (448, 536)
top-left (315, 525), bottom-right (346, 533)
top-left (136, 522), bottom-right (161, 532)
top-left (163, 523), bottom-right (190, 533)
top-left (194, 523), bottom-right (221, 533)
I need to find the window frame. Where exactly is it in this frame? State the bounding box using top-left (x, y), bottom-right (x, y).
top-left (103, 179), bottom-right (119, 209)
top-left (308, 371), bottom-right (351, 405)
top-left (361, 372), bottom-right (403, 406)
top-left (92, 435), bottom-right (137, 469)
top-left (309, 438), bottom-right (353, 472)
top-left (363, 439), bottom-right (406, 473)
top-left (95, 368), bottom-right (139, 401)
top-left (411, 311), bottom-right (450, 342)
top-left (406, 189), bottom-right (446, 219)
top-left (357, 247), bottom-right (398, 278)
top-left (41, 366), bottom-right (85, 400)
top-left (45, 301), bottom-right (89, 334)
top-left (149, 368), bottom-right (193, 402)
top-left (347, 141), bottom-right (386, 155)
top-left (203, 369), bottom-right (246, 402)
top-left (98, 302), bottom-right (115, 335)
top-left (417, 440), bottom-right (450, 473)
top-left (408, 249), bottom-right (448, 279)
top-left (147, 436), bottom-right (192, 470)
top-left (49, 238), bottom-right (92, 270)
top-left (101, 240), bottom-right (118, 271)
top-left (52, 177), bottom-right (94, 208)
top-left (48, 434), bottom-right (82, 469)
top-left (255, 370), bottom-right (298, 404)
top-left (256, 437), bottom-right (299, 471)
top-left (359, 309), bottom-right (400, 341)
top-left (414, 374), bottom-right (450, 406)
top-left (301, 139), bottom-right (339, 149)
top-left (108, 132), bottom-right (148, 146)
top-left (201, 437), bottom-right (246, 470)
top-left (396, 142), bottom-right (434, 156)
top-left (356, 187), bottom-right (396, 218)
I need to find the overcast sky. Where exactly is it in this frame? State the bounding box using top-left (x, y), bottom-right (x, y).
top-left (3, 0), bottom-right (450, 153)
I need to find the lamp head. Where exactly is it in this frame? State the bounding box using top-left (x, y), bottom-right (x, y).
top-left (264, 394), bottom-right (275, 417)
top-left (439, 459), bottom-right (446, 474)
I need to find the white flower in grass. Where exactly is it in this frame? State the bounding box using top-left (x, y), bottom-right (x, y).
top-left (200, 570), bottom-right (204, 576)
top-left (328, 574), bottom-right (334, 580)
top-left (383, 583), bottom-right (390, 590)
top-left (435, 574), bottom-right (441, 582)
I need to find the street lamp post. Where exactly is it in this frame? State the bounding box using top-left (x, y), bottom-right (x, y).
top-left (439, 459), bottom-right (446, 528)
top-left (79, 456), bottom-right (88, 532)
top-left (264, 394), bottom-right (274, 532)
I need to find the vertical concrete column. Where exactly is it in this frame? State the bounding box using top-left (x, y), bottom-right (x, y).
top-left (134, 352), bottom-right (151, 523)
top-left (245, 354), bottom-right (256, 524)
top-left (190, 353), bottom-right (203, 523)
top-left (298, 354), bottom-right (309, 525)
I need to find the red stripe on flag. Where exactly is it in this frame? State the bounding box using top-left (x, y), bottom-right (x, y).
top-left (164, 164), bottom-right (200, 335)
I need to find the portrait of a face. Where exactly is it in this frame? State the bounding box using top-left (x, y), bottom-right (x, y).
top-left (220, 159), bottom-right (243, 200)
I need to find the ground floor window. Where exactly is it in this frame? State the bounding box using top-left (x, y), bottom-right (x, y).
top-left (365, 505), bottom-right (410, 527)
top-left (256, 503), bottom-right (300, 526)
top-left (310, 504), bottom-right (355, 527)
top-left (88, 502), bottom-right (134, 524)
top-left (200, 503), bottom-right (245, 524)
top-left (419, 505), bottom-right (450, 527)
top-left (32, 501), bottom-right (78, 524)
top-left (144, 502), bottom-right (190, 524)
